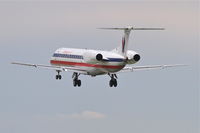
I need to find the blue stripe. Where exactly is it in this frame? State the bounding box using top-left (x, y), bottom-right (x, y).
top-left (53, 53), bottom-right (83, 59)
top-left (53, 53), bottom-right (125, 62)
top-left (107, 58), bottom-right (125, 62)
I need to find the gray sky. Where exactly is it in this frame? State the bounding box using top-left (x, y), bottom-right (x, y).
top-left (0, 1), bottom-right (199, 133)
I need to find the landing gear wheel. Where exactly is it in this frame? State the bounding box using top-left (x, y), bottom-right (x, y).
top-left (56, 75), bottom-right (62, 80)
top-left (109, 80), bottom-right (113, 87)
top-left (72, 73), bottom-right (81, 87)
top-left (108, 74), bottom-right (118, 87)
top-left (73, 79), bottom-right (81, 87)
top-left (77, 80), bottom-right (81, 87)
top-left (73, 80), bottom-right (77, 87)
top-left (113, 79), bottom-right (117, 87)
top-left (55, 70), bottom-right (62, 80)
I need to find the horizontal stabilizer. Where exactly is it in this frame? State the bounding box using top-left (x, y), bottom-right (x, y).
top-left (133, 28), bottom-right (165, 30)
top-left (98, 27), bottom-right (164, 31)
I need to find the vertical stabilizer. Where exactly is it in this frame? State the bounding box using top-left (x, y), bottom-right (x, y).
top-left (117, 28), bottom-right (131, 56)
top-left (98, 26), bottom-right (164, 57)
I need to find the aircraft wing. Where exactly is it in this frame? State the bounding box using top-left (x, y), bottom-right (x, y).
top-left (11, 62), bottom-right (88, 74)
top-left (120, 64), bottom-right (186, 73)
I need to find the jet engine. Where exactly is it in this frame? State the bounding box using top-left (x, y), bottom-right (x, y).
top-left (83, 50), bottom-right (105, 62)
top-left (96, 53), bottom-right (103, 61)
top-left (126, 50), bottom-right (140, 64)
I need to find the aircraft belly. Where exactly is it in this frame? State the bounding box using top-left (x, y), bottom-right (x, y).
top-left (87, 67), bottom-right (121, 75)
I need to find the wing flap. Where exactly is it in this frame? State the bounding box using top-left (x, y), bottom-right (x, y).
top-left (121, 64), bottom-right (187, 72)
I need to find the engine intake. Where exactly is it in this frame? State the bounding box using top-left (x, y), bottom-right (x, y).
top-left (133, 54), bottom-right (140, 62)
top-left (96, 53), bottom-right (103, 61)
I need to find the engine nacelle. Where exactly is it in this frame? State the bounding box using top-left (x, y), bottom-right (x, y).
top-left (126, 50), bottom-right (140, 64)
top-left (83, 50), bottom-right (104, 62)
top-left (96, 53), bottom-right (103, 61)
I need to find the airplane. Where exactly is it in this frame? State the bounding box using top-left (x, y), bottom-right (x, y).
top-left (12, 26), bottom-right (185, 87)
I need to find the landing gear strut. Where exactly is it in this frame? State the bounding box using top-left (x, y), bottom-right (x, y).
top-left (109, 74), bottom-right (118, 87)
top-left (72, 72), bottom-right (81, 87)
top-left (55, 70), bottom-right (62, 80)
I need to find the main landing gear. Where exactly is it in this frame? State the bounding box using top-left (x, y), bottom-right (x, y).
top-left (55, 70), bottom-right (62, 80)
top-left (72, 72), bottom-right (81, 87)
top-left (109, 74), bottom-right (118, 87)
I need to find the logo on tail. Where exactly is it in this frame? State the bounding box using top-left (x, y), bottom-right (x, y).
top-left (122, 37), bottom-right (125, 53)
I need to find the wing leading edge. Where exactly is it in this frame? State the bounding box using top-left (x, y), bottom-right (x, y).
top-left (120, 64), bottom-right (187, 73)
top-left (11, 62), bottom-right (88, 74)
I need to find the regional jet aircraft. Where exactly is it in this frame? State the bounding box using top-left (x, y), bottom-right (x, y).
top-left (12, 26), bottom-right (184, 87)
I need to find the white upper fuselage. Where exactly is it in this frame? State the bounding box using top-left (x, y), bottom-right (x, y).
top-left (50, 48), bottom-right (128, 76)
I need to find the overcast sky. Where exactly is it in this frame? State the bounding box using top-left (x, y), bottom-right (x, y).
top-left (0, 1), bottom-right (199, 133)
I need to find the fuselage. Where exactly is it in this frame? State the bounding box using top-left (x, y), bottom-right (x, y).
top-left (50, 48), bottom-right (127, 76)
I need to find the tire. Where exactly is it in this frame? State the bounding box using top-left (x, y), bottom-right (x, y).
top-left (113, 79), bottom-right (117, 87)
top-left (78, 80), bottom-right (81, 87)
top-left (59, 75), bottom-right (62, 80)
top-left (56, 75), bottom-right (58, 80)
top-left (73, 80), bottom-right (77, 87)
top-left (109, 80), bottom-right (113, 87)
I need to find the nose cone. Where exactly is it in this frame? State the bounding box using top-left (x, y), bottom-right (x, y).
top-left (133, 54), bottom-right (140, 62)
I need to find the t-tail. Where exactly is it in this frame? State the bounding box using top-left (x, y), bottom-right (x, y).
top-left (99, 26), bottom-right (164, 57)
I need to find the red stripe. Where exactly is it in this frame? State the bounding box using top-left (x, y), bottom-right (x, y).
top-left (50, 60), bottom-right (124, 69)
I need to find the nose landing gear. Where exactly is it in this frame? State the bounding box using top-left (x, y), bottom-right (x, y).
top-left (109, 74), bottom-right (118, 87)
top-left (55, 70), bottom-right (62, 80)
